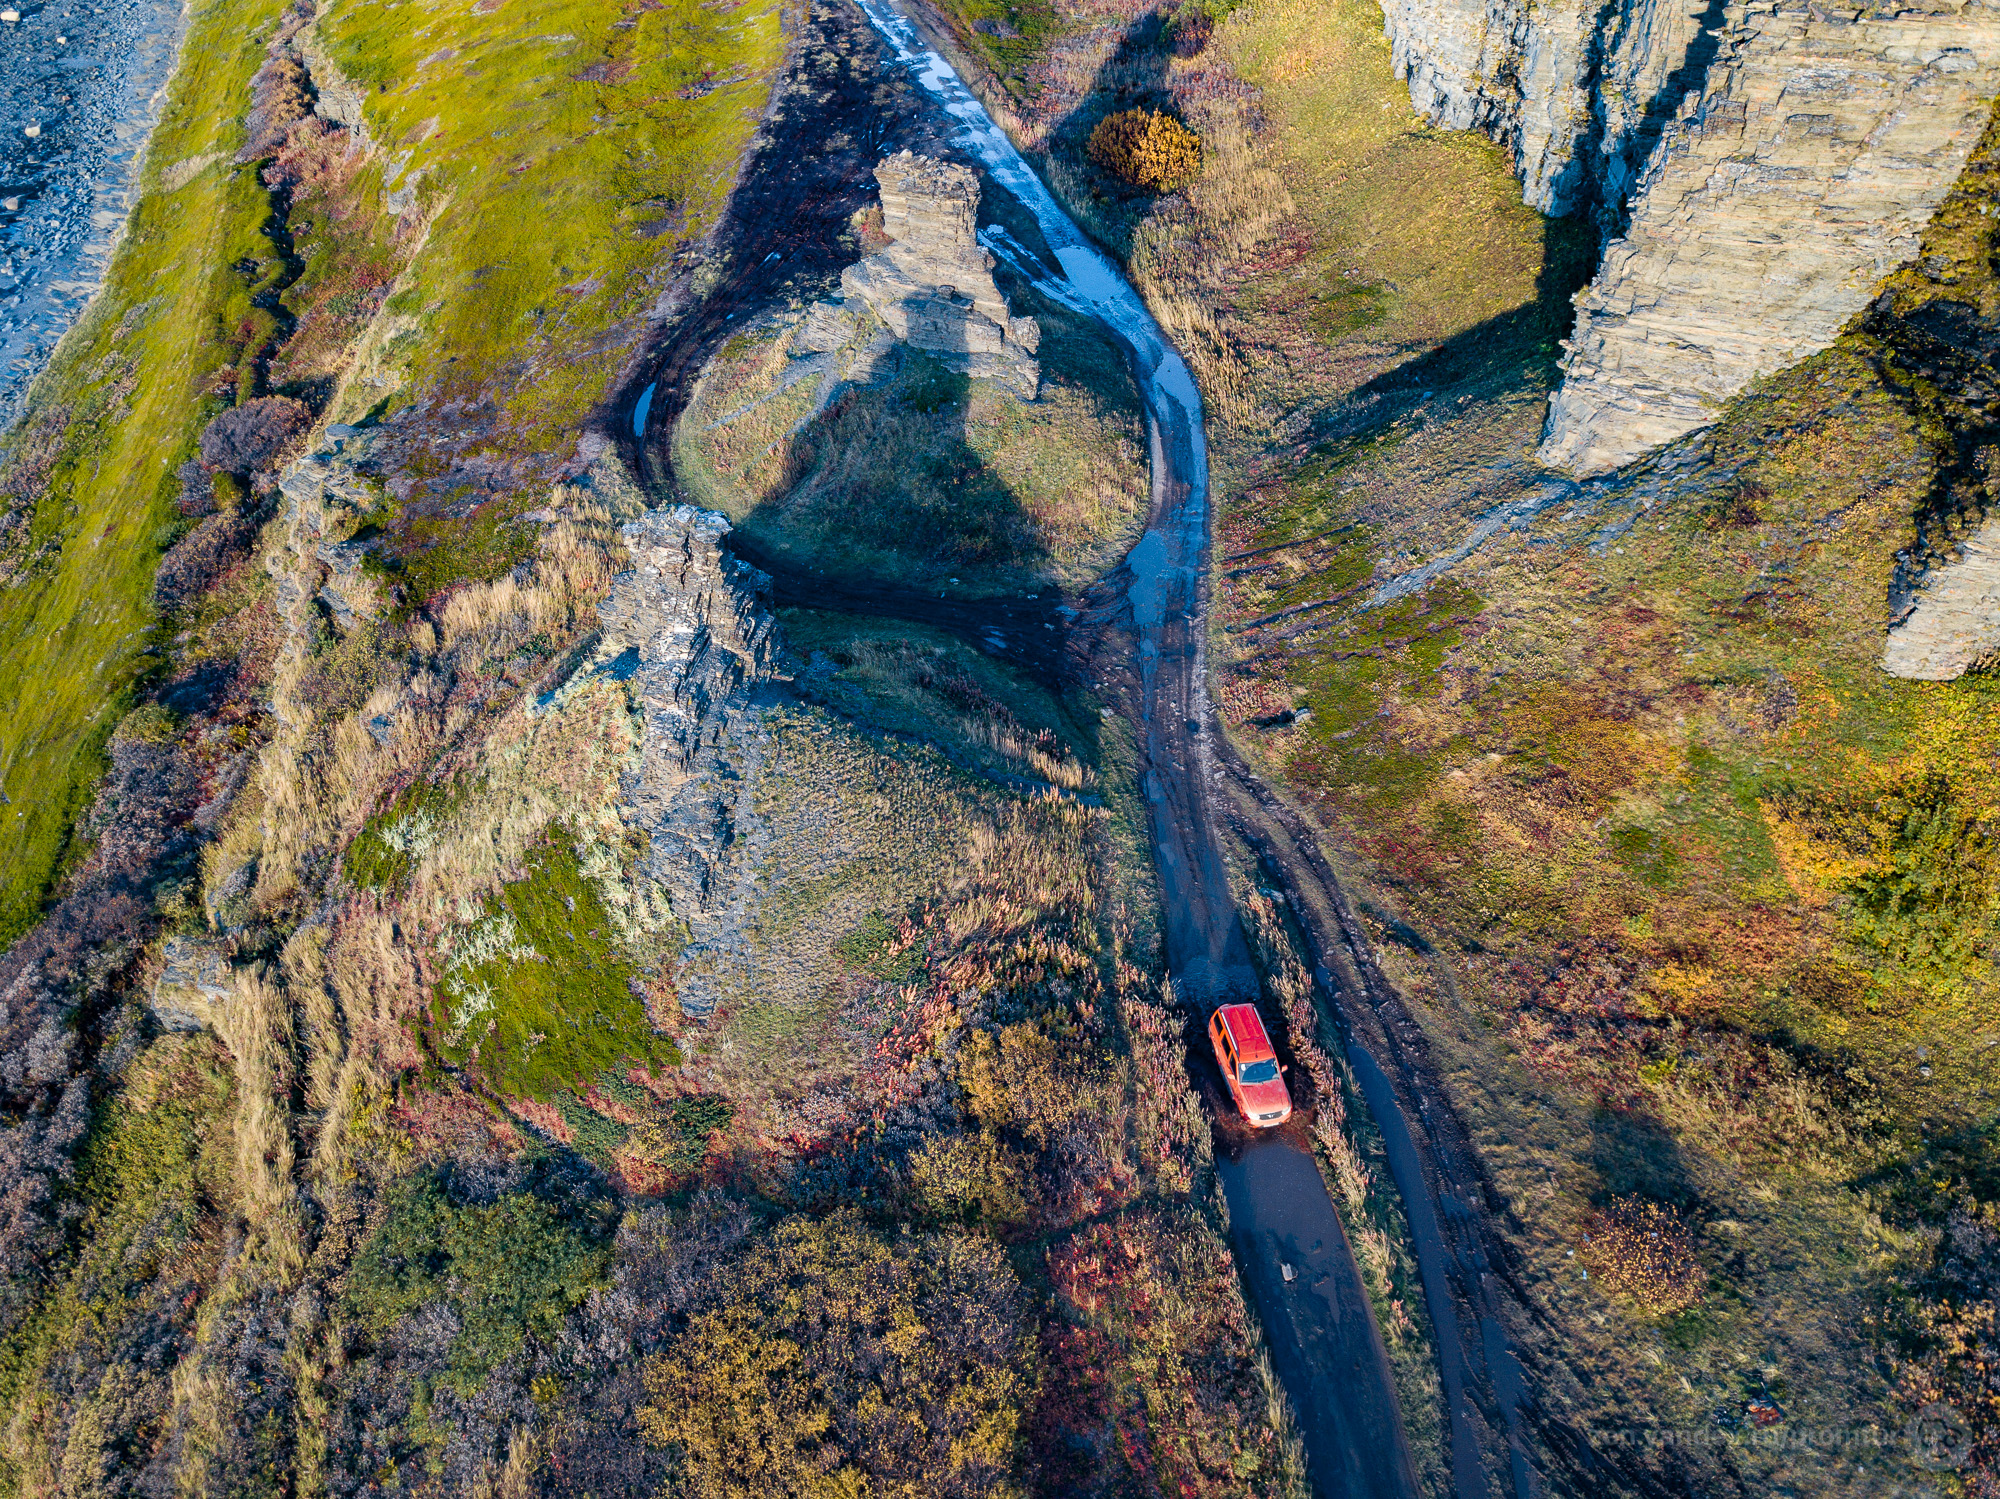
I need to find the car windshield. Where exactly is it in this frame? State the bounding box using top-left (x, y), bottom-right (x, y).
top-left (1239, 1059), bottom-right (1279, 1086)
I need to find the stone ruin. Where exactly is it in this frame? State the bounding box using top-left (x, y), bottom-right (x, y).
top-left (832, 151), bottom-right (1041, 399)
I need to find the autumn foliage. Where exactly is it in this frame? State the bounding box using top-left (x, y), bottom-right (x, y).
top-left (1087, 109), bottom-right (1202, 193)
top-left (1579, 1195), bottom-right (1705, 1315)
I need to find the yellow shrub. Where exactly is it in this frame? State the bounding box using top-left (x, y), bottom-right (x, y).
top-left (1580, 1196), bottom-right (1704, 1315)
top-left (1088, 109), bottom-right (1202, 193)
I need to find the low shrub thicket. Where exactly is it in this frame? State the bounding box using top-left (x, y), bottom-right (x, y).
top-left (1088, 109), bottom-right (1203, 193)
top-left (346, 1172), bottom-right (613, 1392)
top-left (1579, 1196), bottom-right (1705, 1316)
top-left (638, 1211), bottom-right (1032, 1498)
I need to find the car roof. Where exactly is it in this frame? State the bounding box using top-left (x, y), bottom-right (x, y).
top-left (1216, 1004), bottom-right (1275, 1059)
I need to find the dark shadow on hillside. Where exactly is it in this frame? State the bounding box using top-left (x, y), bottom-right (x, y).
top-left (1291, 208), bottom-right (1597, 460)
top-left (1587, 1107), bottom-right (1700, 1208)
top-left (1859, 292), bottom-right (2000, 622)
top-left (613, 0), bottom-right (958, 496)
top-left (732, 353), bottom-right (1058, 588)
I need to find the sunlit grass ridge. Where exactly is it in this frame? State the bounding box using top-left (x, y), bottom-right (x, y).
top-left (314, 0), bottom-right (784, 449)
top-left (0, 0), bottom-right (286, 944)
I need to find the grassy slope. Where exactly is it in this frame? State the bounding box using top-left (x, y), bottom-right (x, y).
top-left (0, 0), bottom-right (784, 948)
top-left (313, 0), bottom-right (785, 454)
top-left (0, 0), bottom-right (286, 944)
top-left (677, 304), bottom-right (1149, 592)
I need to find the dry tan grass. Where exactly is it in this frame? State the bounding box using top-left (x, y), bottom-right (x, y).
top-left (225, 479), bottom-right (630, 921)
top-left (213, 965), bottom-right (303, 1278)
top-left (165, 1356), bottom-right (233, 1499)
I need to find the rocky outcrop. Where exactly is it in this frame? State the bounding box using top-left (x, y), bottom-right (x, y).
top-left (1882, 518), bottom-right (2000, 678)
top-left (1379, 0), bottom-right (1718, 218)
top-left (596, 506), bottom-right (780, 1016)
top-left (1542, 5), bottom-right (2000, 474)
top-left (151, 936), bottom-right (230, 1033)
top-left (267, 425), bottom-right (384, 726)
top-left (1381, 0), bottom-right (2000, 475)
top-left (835, 152), bottom-right (1041, 398)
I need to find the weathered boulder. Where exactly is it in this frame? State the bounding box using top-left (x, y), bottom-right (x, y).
top-left (315, 536), bottom-right (381, 634)
top-left (152, 936), bottom-right (230, 1033)
top-left (600, 506), bottom-right (777, 799)
top-left (835, 152), bottom-right (1041, 398)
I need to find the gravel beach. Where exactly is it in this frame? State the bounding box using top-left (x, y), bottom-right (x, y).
top-left (0, 0), bottom-right (184, 431)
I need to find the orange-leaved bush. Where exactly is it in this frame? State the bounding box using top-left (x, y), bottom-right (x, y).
top-left (1580, 1195), bottom-right (1705, 1315)
top-left (1087, 109), bottom-right (1201, 193)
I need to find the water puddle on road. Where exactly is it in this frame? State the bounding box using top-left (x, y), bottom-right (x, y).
top-left (853, 5), bottom-right (1427, 1493)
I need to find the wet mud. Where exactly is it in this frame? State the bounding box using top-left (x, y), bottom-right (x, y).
top-left (606, 2), bottom-right (1677, 1496)
top-left (1218, 1134), bottom-right (1421, 1499)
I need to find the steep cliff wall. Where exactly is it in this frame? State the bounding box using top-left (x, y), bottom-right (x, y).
top-left (1378, 0), bottom-right (1718, 219)
top-left (1382, 0), bottom-right (2000, 475)
top-left (1542, 2), bottom-right (2000, 474)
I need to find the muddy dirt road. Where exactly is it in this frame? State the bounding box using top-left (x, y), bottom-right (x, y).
top-left (614, 3), bottom-right (1670, 1496)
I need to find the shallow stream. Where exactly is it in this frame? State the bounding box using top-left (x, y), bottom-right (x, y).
top-left (854, 5), bottom-right (1425, 1493)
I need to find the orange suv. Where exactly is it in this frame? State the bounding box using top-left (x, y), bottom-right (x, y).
top-left (1208, 1003), bottom-right (1293, 1127)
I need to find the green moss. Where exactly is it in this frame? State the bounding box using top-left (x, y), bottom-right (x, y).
top-left (1281, 577), bottom-right (1479, 811)
top-left (0, 0), bottom-right (294, 945)
top-left (433, 832), bottom-right (679, 1099)
top-left (928, 0), bottom-right (1055, 86)
top-left (347, 776), bottom-right (477, 893)
top-left (1606, 825), bottom-right (1682, 890)
top-left (313, 0), bottom-right (784, 451)
top-left (387, 501), bottom-right (538, 610)
top-left (345, 1172), bottom-right (612, 1391)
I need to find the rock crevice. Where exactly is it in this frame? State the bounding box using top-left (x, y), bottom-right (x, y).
top-left (1380, 0), bottom-right (2000, 474)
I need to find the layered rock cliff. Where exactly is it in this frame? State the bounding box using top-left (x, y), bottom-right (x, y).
top-left (1542, 3), bottom-right (2000, 473)
top-left (1382, 0), bottom-right (2000, 475)
top-left (837, 151), bottom-right (1041, 398)
top-left (1380, 0), bottom-right (1713, 219)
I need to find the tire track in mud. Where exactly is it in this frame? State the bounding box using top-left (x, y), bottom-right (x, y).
top-left (1212, 740), bottom-right (1748, 1499)
top-left (608, 3), bottom-right (1646, 1496)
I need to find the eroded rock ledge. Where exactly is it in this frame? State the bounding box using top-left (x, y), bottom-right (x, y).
top-left (1883, 519), bottom-right (2000, 679)
top-left (597, 505), bottom-right (779, 1017)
